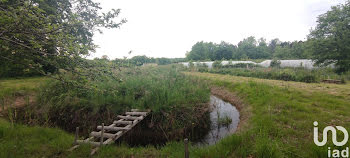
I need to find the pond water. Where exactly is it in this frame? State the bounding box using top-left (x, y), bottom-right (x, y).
top-left (196, 95), bottom-right (240, 145)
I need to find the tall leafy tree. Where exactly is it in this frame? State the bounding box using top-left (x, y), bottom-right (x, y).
top-left (308, 0), bottom-right (350, 72)
top-left (214, 41), bottom-right (235, 60)
top-left (237, 36), bottom-right (257, 59)
top-left (268, 38), bottom-right (281, 55)
top-left (186, 41), bottom-right (213, 60)
top-left (0, 0), bottom-right (126, 78)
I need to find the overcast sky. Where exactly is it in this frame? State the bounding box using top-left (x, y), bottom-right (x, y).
top-left (91, 0), bottom-right (345, 59)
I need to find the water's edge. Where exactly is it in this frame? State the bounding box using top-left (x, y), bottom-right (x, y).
top-left (196, 95), bottom-right (240, 145)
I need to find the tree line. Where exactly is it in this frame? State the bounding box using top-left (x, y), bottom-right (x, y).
top-left (186, 38), bottom-right (312, 61)
top-left (186, 1), bottom-right (350, 73)
top-left (98, 55), bottom-right (185, 66)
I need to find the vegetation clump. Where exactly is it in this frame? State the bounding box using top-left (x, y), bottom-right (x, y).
top-left (191, 64), bottom-right (349, 83)
top-left (16, 65), bottom-right (211, 143)
top-left (217, 116), bottom-right (232, 127)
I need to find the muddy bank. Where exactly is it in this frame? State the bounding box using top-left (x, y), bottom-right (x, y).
top-left (210, 86), bottom-right (250, 132)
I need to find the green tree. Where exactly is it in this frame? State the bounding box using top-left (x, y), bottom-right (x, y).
top-left (0, 0), bottom-right (125, 78)
top-left (130, 55), bottom-right (152, 66)
top-left (268, 38), bottom-right (281, 55)
top-left (214, 41), bottom-right (235, 60)
top-left (186, 41), bottom-right (208, 60)
top-left (308, 1), bottom-right (350, 72)
top-left (237, 36), bottom-right (257, 59)
top-left (274, 45), bottom-right (292, 59)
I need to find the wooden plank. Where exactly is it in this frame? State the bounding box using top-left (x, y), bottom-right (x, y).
top-left (75, 136), bottom-right (94, 144)
top-left (117, 115), bottom-right (143, 120)
top-left (103, 131), bottom-right (122, 145)
top-left (100, 123), bottom-right (104, 146)
top-left (68, 145), bottom-right (80, 151)
top-left (131, 109), bottom-right (140, 112)
top-left (77, 140), bottom-right (100, 146)
top-left (125, 112), bottom-right (148, 116)
top-left (97, 126), bottom-right (131, 131)
top-left (90, 147), bottom-right (99, 156)
top-left (90, 131), bottom-right (116, 138)
top-left (74, 127), bottom-right (79, 145)
top-left (113, 120), bottom-right (133, 125)
top-left (103, 138), bottom-right (114, 145)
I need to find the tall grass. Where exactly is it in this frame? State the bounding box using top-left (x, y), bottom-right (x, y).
top-left (0, 118), bottom-right (73, 158)
top-left (25, 65), bottom-right (210, 141)
top-left (0, 77), bottom-right (48, 99)
top-left (197, 66), bottom-right (350, 83)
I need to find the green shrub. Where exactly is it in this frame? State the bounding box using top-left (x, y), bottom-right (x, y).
top-left (222, 63), bottom-right (258, 68)
top-left (270, 59), bottom-right (281, 68)
top-left (212, 61), bottom-right (222, 68)
top-left (204, 66), bottom-right (347, 83)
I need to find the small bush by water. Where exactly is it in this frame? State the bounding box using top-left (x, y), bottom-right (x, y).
top-left (217, 116), bottom-right (232, 127)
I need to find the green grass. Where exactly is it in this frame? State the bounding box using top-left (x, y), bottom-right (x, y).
top-left (197, 66), bottom-right (350, 83)
top-left (1, 70), bottom-right (350, 157)
top-left (0, 118), bottom-right (73, 158)
top-left (185, 72), bottom-right (350, 157)
top-left (218, 116), bottom-right (232, 126)
top-left (0, 77), bottom-right (49, 98)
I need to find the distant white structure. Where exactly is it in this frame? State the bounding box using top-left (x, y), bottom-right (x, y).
top-left (181, 59), bottom-right (321, 69)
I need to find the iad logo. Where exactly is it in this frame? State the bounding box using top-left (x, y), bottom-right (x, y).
top-left (313, 121), bottom-right (349, 157)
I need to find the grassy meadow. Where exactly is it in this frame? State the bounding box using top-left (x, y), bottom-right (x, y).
top-left (185, 72), bottom-right (350, 157)
top-left (1, 66), bottom-right (350, 157)
top-left (0, 77), bottom-right (49, 99)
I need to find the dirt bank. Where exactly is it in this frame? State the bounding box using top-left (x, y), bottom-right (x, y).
top-left (210, 86), bottom-right (251, 132)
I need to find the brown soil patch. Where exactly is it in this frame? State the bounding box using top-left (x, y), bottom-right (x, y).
top-left (0, 95), bottom-right (35, 114)
top-left (210, 86), bottom-right (251, 133)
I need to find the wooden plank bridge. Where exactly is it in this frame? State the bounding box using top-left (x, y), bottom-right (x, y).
top-left (69, 109), bottom-right (150, 155)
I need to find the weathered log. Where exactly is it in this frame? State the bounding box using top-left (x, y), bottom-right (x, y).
top-left (68, 145), bottom-right (80, 151)
top-left (97, 126), bottom-right (131, 131)
top-left (90, 147), bottom-right (99, 156)
top-left (125, 112), bottom-right (148, 116)
top-left (131, 109), bottom-right (140, 112)
top-left (74, 127), bottom-right (79, 145)
top-left (90, 131), bottom-right (116, 138)
top-left (117, 115), bottom-right (143, 120)
top-left (113, 120), bottom-right (133, 125)
top-left (103, 131), bottom-right (123, 145)
top-left (100, 123), bottom-right (104, 146)
top-left (77, 140), bottom-right (100, 146)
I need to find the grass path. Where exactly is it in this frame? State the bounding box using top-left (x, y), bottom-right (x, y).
top-left (185, 72), bottom-right (350, 99)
